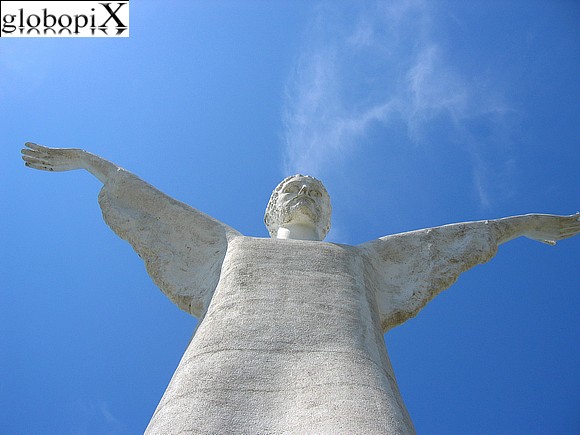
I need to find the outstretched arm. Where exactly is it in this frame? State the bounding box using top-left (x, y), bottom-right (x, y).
top-left (21, 142), bottom-right (121, 184)
top-left (359, 213), bottom-right (579, 332)
top-left (22, 141), bottom-right (241, 318)
top-left (490, 213), bottom-right (580, 246)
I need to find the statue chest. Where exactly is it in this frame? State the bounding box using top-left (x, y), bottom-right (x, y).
top-left (146, 237), bottom-right (413, 434)
top-left (203, 236), bottom-right (378, 353)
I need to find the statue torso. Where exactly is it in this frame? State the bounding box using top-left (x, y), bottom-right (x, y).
top-left (146, 236), bottom-right (414, 434)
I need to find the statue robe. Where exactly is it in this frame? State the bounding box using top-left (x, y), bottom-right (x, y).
top-left (98, 171), bottom-right (498, 434)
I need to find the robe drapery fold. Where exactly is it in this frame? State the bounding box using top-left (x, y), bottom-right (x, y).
top-left (359, 222), bottom-right (498, 332)
top-left (97, 170), bottom-right (239, 317)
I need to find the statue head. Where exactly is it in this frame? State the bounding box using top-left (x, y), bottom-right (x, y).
top-left (264, 174), bottom-right (332, 241)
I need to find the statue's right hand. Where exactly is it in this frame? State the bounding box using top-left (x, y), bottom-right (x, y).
top-left (21, 142), bottom-right (85, 172)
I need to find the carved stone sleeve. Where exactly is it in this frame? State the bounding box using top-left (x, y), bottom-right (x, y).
top-left (358, 221), bottom-right (498, 332)
top-left (97, 170), bottom-right (240, 318)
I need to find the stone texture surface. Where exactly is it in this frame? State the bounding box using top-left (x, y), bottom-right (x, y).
top-left (98, 170), bottom-right (240, 317)
top-left (95, 171), bottom-right (501, 434)
top-left (146, 237), bottom-right (414, 434)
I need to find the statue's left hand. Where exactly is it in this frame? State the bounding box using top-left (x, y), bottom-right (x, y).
top-left (523, 213), bottom-right (580, 245)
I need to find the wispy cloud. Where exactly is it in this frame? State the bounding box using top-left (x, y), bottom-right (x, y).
top-left (66, 398), bottom-right (126, 434)
top-left (100, 401), bottom-right (124, 429)
top-left (282, 0), bottom-right (515, 206)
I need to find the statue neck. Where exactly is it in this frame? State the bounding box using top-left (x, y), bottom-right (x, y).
top-left (276, 224), bottom-right (321, 241)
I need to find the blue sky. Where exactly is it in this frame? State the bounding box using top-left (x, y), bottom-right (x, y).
top-left (1, 1), bottom-right (578, 433)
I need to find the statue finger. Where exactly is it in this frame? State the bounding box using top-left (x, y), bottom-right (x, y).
top-left (22, 154), bottom-right (58, 170)
top-left (21, 148), bottom-right (40, 157)
top-left (24, 161), bottom-right (55, 171)
top-left (21, 154), bottom-right (42, 164)
top-left (560, 228), bottom-right (580, 238)
top-left (22, 154), bottom-right (53, 164)
top-left (562, 222), bottom-right (580, 232)
top-left (22, 147), bottom-right (54, 161)
top-left (24, 142), bottom-right (46, 151)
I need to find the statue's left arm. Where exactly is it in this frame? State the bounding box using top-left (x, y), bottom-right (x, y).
top-left (22, 142), bottom-right (241, 318)
top-left (358, 214), bottom-right (579, 332)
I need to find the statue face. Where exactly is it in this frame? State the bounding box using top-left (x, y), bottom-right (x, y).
top-left (276, 177), bottom-right (325, 226)
top-left (264, 175), bottom-right (331, 240)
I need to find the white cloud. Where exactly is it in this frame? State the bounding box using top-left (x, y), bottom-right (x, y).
top-left (282, 0), bottom-right (515, 207)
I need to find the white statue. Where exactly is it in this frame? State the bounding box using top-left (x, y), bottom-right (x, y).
top-left (22, 142), bottom-right (579, 434)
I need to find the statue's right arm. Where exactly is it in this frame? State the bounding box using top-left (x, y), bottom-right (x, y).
top-left (21, 142), bottom-right (122, 184)
top-left (22, 142), bottom-right (242, 318)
